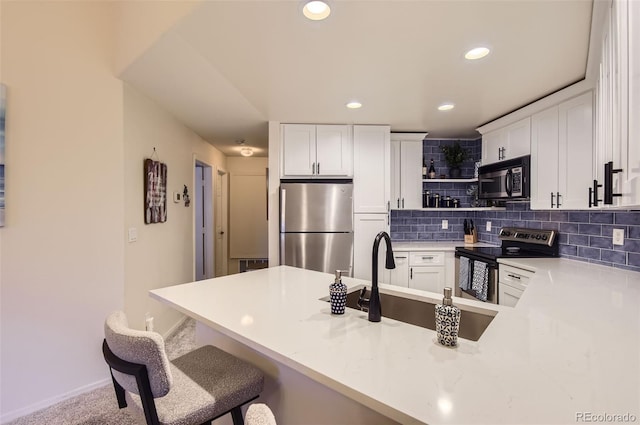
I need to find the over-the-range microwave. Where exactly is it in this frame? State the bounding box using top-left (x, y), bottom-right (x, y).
top-left (478, 155), bottom-right (530, 200)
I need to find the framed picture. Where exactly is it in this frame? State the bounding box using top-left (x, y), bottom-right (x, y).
top-left (144, 158), bottom-right (167, 224)
top-left (0, 84), bottom-right (6, 227)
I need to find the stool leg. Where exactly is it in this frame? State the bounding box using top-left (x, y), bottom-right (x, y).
top-left (230, 406), bottom-right (244, 425)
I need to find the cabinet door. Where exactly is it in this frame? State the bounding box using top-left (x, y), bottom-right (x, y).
top-left (482, 129), bottom-right (507, 164)
top-left (353, 126), bottom-right (390, 213)
top-left (316, 125), bottom-right (352, 176)
top-left (282, 124), bottom-right (315, 176)
top-left (390, 140), bottom-right (401, 209)
top-left (409, 266), bottom-right (445, 294)
top-left (530, 106), bottom-right (559, 209)
top-left (353, 214), bottom-right (388, 281)
top-left (386, 253), bottom-right (409, 287)
top-left (400, 141), bottom-right (423, 209)
top-left (498, 283), bottom-right (523, 307)
top-left (558, 91), bottom-right (593, 209)
top-left (620, 0), bottom-right (640, 206)
top-left (505, 117), bottom-right (531, 160)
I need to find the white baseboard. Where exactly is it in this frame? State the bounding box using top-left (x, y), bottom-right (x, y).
top-left (163, 314), bottom-right (188, 339)
top-left (0, 378), bottom-right (110, 424)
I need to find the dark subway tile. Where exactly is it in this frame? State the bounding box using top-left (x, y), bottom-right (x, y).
top-left (560, 244), bottom-right (577, 256)
top-left (622, 239), bottom-right (640, 253)
top-left (590, 212), bottom-right (613, 224)
top-left (534, 211), bottom-right (550, 221)
top-left (628, 253), bottom-right (640, 267)
top-left (578, 223), bottom-right (602, 236)
top-left (615, 212), bottom-right (640, 225)
top-left (520, 212), bottom-right (535, 220)
top-left (542, 221), bottom-right (560, 231)
top-left (568, 234), bottom-right (589, 246)
top-left (403, 232), bottom-right (418, 240)
top-left (577, 246), bottom-right (601, 260)
top-left (628, 226), bottom-right (640, 239)
top-left (560, 223), bottom-right (579, 233)
top-left (397, 210), bottom-right (412, 218)
top-left (417, 232), bottom-right (434, 240)
top-left (600, 249), bottom-right (627, 265)
top-left (589, 236), bottom-right (612, 249)
top-left (549, 211), bottom-right (569, 222)
top-left (569, 212), bottom-right (590, 223)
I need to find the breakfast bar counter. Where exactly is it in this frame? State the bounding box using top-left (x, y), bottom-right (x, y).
top-left (150, 262), bottom-right (640, 424)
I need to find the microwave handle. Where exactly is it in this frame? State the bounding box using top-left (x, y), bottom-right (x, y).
top-left (505, 169), bottom-right (513, 197)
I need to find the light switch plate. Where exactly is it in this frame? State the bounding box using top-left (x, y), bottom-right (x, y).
top-left (612, 228), bottom-right (625, 246)
top-left (442, 220), bottom-right (448, 230)
top-left (127, 227), bottom-right (138, 243)
top-left (173, 191), bottom-right (181, 203)
top-left (486, 221), bottom-right (492, 232)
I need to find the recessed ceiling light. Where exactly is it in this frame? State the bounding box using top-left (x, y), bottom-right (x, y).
top-left (346, 101), bottom-right (362, 109)
top-left (438, 103), bottom-right (455, 111)
top-left (303, 1), bottom-right (331, 21)
top-left (465, 47), bottom-right (490, 60)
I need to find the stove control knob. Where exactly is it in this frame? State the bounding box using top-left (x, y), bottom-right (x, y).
top-left (542, 235), bottom-right (548, 241)
top-left (535, 234), bottom-right (541, 240)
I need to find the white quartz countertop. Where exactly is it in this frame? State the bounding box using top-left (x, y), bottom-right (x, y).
top-left (150, 261), bottom-right (640, 424)
top-left (391, 241), bottom-right (495, 251)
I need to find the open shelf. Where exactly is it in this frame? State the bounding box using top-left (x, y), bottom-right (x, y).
top-left (422, 178), bottom-right (478, 183)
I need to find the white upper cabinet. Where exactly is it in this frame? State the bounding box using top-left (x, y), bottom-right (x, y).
top-left (281, 124), bottom-right (352, 178)
top-left (481, 118), bottom-right (531, 165)
top-left (353, 125), bottom-right (391, 213)
top-left (531, 92), bottom-right (593, 210)
top-left (390, 133), bottom-right (425, 209)
top-left (593, 0), bottom-right (640, 207)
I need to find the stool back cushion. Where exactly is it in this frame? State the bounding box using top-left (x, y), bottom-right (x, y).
top-left (104, 311), bottom-right (173, 398)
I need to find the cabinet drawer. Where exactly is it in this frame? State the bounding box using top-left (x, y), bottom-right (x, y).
top-left (499, 264), bottom-right (534, 289)
top-left (409, 251), bottom-right (445, 266)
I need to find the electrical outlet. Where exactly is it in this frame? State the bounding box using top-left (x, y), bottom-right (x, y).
top-left (613, 228), bottom-right (625, 246)
top-left (442, 219), bottom-right (448, 230)
top-left (145, 313), bottom-right (154, 332)
top-left (486, 221), bottom-right (492, 232)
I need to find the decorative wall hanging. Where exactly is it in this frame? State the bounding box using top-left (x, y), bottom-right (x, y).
top-left (144, 149), bottom-right (167, 224)
top-left (182, 185), bottom-right (190, 207)
top-left (0, 84), bottom-right (6, 227)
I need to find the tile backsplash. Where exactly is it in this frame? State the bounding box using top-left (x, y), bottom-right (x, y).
top-left (390, 204), bottom-right (640, 273)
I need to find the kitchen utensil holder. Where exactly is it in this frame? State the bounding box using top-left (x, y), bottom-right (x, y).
top-left (464, 232), bottom-right (477, 244)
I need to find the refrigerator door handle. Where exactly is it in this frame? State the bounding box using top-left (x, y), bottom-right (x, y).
top-left (280, 188), bottom-right (286, 233)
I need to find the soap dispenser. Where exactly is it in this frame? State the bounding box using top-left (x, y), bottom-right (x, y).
top-left (435, 287), bottom-right (461, 347)
top-left (329, 270), bottom-right (348, 315)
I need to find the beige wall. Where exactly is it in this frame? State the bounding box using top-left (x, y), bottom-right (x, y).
top-left (123, 84), bottom-right (226, 334)
top-left (227, 157), bottom-right (268, 274)
top-left (0, 2), bottom-right (125, 419)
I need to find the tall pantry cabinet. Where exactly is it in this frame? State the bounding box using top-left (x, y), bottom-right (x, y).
top-left (353, 125), bottom-right (391, 280)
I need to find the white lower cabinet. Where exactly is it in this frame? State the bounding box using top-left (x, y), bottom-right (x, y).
top-left (408, 251), bottom-right (445, 294)
top-left (353, 214), bottom-right (387, 281)
top-left (498, 264), bottom-right (534, 306)
top-left (386, 253), bottom-right (409, 287)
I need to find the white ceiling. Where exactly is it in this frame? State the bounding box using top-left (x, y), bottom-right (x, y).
top-left (120, 0), bottom-right (594, 157)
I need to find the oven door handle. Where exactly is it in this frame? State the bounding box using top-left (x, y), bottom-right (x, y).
top-left (505, 169), bottom-right (513, 197)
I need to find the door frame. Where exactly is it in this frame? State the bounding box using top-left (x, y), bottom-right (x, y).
top-left (193, 156), bottom-right (214, 281)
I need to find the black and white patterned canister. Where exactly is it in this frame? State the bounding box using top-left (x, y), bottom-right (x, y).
top-left (329, 282), bottom-right (347, 315)
top-left (435, 304), bottom-right (461, 346)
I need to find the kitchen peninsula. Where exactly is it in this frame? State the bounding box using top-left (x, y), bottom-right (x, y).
top-left (151, 263), bottom-right (640, 425)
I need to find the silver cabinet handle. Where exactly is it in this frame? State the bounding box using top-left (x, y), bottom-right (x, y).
top-left (507, 274), bottom-right (521, 280)
top-left (402, 198), bottom-right (405, 208)
top-left (395, 256), bottom-right (407, 259)
top-left (317, 162), bottom-right (320, 174)
top-left (550, 192), bottom-right (555, 208)
top-left (556, 192), bottom-right (562, 208)
top-left (410, 267), bottom-right (413, 279)
top-left (312, 162), bottom-right (316, 174)
top-left (397, 198), bottom-right (400, 208)
top-left (421, 256), bottom-right (434, 260)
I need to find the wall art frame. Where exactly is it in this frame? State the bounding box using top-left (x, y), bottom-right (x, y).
top-left (144, 158), bottom-right (167, 224)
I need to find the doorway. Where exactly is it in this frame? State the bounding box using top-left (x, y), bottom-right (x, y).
top-left (195, 161), bottom-right (214, 281)
top-left (215, 168), bottom-right (229, 277)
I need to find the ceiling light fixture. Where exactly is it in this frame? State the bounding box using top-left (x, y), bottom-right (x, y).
top-left (465, 47), bottom-right (490, 60)
top-left (346, 101), bottom-right (362, 109)
top-left (240, 147), bottom-right (254, 157)
top-left (303, 1), bottom-right (331, 20)
top-left (438, 103), bottom-right (455, 111)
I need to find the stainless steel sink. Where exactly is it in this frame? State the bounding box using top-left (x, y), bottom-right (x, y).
top-left (322, 286), bottom-right (496, 342)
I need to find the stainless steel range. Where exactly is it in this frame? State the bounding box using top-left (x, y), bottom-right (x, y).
top-left (454, 227), bottom-right (559, 304)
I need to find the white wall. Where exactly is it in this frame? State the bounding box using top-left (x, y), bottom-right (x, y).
top-left (0, 2), bottom-right (125, 420)
top-left (123, 84), bottom-right (226, 334)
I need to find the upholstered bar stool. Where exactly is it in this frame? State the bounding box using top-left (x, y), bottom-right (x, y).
top-left (103, 311), bottom-right (264, 425)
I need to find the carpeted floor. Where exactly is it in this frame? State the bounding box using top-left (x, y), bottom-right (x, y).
top-left (6, 318), bottom-right (197, 425)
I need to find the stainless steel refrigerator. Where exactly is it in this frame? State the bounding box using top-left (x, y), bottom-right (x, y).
top-left (280, 181), bottom-right (353, 276)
